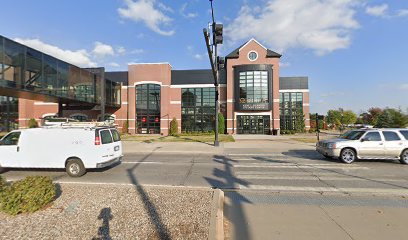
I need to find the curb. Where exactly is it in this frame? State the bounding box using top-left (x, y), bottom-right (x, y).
top-left (209, 189), bottom-right (224, 240)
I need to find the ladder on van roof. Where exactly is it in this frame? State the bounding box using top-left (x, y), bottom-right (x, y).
top-left (43, 121), bottom-right (117, 129)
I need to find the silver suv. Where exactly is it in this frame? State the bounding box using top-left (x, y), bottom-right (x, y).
top-left (316, 129), bottom-right (408, 164)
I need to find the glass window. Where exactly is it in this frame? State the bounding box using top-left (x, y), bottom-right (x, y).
top-left (239, 71), bottom-right (268, 104)
top-left (0, 131), bottom-right (21, 145)
top-left (3, 38), bottom-right (24, 86)
top-left (339, 130), bottom-right (365, 140)
top-left (248, 51), bottom-right (258, 61)
top-left (279, 92), bottom-right (304, 131)
top-left (111, 129), bottom-right (121, 142)
top-left (136, 84), bottom-right (161, 134)
top-left (364, 132), bottom-right (382, 141)
top-left (181, 88), bottom-right (215, 133)
top-left (0, 96), bottom-right (19, 132)
top-left (100, 130), bottom-right (113, 144)
top-left (383, 131), bottom-right (401, 141)
top-left (399, 130), bottom-right (408, 140)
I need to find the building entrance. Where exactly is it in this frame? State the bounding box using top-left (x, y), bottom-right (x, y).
top-left (237, 115), bottom-right (270, 134)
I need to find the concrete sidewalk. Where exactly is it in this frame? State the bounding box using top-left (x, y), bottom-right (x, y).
top-left (224, 192), bottom-right (408, 240)
top-left (122, 138), bottom-right (316, 154)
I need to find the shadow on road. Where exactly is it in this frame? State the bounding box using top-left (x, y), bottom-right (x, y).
top-left (126, 147), bottom-right (171, 239)
top-left (204, 155), bottom-right (252, 240)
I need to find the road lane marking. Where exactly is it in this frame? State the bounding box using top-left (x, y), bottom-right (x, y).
top-left (236, 175), bottom-right (408, 182)
top-left (238, 185), bottom-right (408, 195)
top-left (232, 164), bottom-right (369, 169)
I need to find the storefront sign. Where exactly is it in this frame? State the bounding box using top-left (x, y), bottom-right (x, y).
top-left (240, 103), bottom-right (270, 110)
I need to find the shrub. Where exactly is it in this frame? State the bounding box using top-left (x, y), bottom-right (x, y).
top-left (122, 120), bottom-right (129, 134)
top-left (169, 118), bottom-right (178, 136)
top-left (0, 175), bottom-right (6, 191)
top-left (0, 176), bottom-right (56, 215)
top-left (218, 113), bottom-right (225, 134)
top-left (28, 118), bottom-right (38, 128)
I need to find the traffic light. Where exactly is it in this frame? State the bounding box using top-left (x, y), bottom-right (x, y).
top-left (213, 23), bottom-right (223, 44)
top-left (217, 56), bottom-right (225, 70)
top-left (142, 117), bottom-right (146, 123)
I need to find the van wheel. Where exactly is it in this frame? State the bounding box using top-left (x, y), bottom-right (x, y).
top-left (340, 148), bottom-right (356, 164)
top-left (66, 158), bottom-right (86, 177)
top-left (400, 149), bottom-right (408, 165)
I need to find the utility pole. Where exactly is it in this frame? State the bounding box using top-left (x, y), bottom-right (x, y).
top-left (203, 0), bottom-right (224, 147)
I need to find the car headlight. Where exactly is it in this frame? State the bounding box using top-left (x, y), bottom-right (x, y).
top-left (327, 143), bottom-right (337, 149)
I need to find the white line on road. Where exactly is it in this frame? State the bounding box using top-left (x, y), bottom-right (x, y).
top-left (236, 175), bottom-right (408, 182)
top-left (238, 185), bottom-right (408, 195)
top-left (232, 164), bottom-right (369, 169)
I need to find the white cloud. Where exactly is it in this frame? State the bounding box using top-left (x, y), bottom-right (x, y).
top-left (193, 53), bottom-right (205, 60)
top-left (226, 0), bottom-right (361, 55)
top-left (279, 62), bottom-right (291, 68)
top-left (108, 62), bottom-right (120, 68)
top-left (366, 4), bottom-right (388, 17)
top-left (397, 9), bottom-right (408, 17)
top-left (400, 84), bottom-right (408, 90)
top-left (93, 42), bottom-right (115, 57)
top-left (117, 46), bottom-right (126, 55)
top-left (180, 3), bottom-right (198, 18)
top-left (158, 2), bottom-right (173, 13)
top-left (14, 38), bottom-right (96, 67)
top-left (131, 49), bottom-right (144, 54)
top-left (118, 0), bottom-right (175, 36)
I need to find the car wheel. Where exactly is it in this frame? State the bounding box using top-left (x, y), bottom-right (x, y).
top-left (340, 148), bottom-right (356, 164)
top-left (400, 149), bottom-right (408, 165)
top-left (66, 158), bottom-right (86, 177)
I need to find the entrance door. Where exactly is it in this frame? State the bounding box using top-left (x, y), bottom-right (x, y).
top-left (237, 115), bottom-right (270, 134)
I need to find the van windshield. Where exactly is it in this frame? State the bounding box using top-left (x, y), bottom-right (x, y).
top-left (111, 129), bottom-right (121, 142)
top-left (339, 130), bottom-right (365, 140)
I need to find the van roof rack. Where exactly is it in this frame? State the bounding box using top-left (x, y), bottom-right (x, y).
top-left (43, 121), bottom-right (117, 129)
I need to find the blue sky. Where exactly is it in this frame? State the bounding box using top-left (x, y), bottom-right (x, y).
top-left (1, 0), bottom-right (407, 114)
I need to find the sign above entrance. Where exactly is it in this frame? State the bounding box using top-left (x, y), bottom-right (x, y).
top-left (240, 103), bottom-right (270, 111)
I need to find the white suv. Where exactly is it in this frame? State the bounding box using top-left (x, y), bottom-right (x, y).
top-left (316, 129), bottom-right (408, 164)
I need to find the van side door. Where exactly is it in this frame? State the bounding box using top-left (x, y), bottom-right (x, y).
top-left (0, 131), bottom-right (22, 167)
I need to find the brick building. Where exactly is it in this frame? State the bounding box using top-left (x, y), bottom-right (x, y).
top-left (1, 37), bottom-right (309, 135)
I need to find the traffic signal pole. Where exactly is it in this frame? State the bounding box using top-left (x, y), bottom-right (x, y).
top-left (203, 0), bottom-right (222, 147)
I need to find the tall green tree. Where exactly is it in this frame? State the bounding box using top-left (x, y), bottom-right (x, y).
top-left (376, 108), bottom-right (408, 128)
top-left (326, 109), bottom-right (341, 128)
top-left (341, 110), bottom-right (357, 126)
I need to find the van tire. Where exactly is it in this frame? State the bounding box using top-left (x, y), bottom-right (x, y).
top-left (66, 158), bottom-right (86, 177)
top-left (400, 149), bottom-right (408, 165)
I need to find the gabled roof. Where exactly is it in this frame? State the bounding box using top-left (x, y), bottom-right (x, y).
top-left (225, 38), bottom-right (282, 59)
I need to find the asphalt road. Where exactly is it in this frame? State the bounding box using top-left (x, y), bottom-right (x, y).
top-left (3, 140), bottom-right (408, 239)
top-left (3, 145), bottom-right (408, 194)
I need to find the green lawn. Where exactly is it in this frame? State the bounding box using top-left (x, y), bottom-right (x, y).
top-left (121, 134), bottom-right (235, 143)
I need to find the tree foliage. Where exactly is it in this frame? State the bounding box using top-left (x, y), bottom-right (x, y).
top-left (375, 108), bottom-right (408, 128)
top-left (218, 113), bottom-right (225, 134)
top-left (169, 117), bottom-right (178, 136)
top-left (28, 118), bottom-right (38, 128)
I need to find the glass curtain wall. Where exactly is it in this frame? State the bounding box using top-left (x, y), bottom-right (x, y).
top-left (0, 96), bottom-right (18, 132)
top-left (0, 35), bottom-right (120, 107)
top-left (181, 88), bottom-right (215, 133)
top-left (239, 71), bottom-right (269, 104)
top-left (280, 92), bottom-right (303, 130)
top-left (136, 84), bottom-right (161, 134)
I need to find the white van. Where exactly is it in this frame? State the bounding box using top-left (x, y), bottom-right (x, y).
top-left (0, 123), bottom-right (123, 177)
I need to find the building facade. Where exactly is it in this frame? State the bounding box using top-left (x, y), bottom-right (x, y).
top-left (5, 39), bottom-right (310, 135)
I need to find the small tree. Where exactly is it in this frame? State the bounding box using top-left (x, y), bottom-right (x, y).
top-left (122, 120), bottom-right (129, 134)
top-left (169, 117), bottom-right (178, 136)
top-left (218, 113), bottom-right (225, 134)
top-left (28, 118), bottom-right (38, 128)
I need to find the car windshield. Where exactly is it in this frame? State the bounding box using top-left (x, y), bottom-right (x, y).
top-left (339, 130), bottom-right (366, 140)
